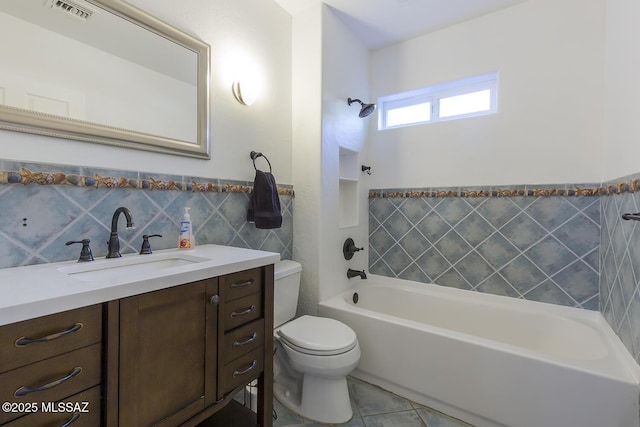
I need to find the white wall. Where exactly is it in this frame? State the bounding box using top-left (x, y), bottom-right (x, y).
top-left (319, 6), bottom-right (371, 301)
top-left (367, 0), bottom-right (606, 188)
top-left (290, 4), bottom-right (371, 314)
top-left (0, 0), bottom-right (293, 184)
top-left (603, 0), bottom-right (640, 181)
top-left (292, 4), bottom-right (323, 316)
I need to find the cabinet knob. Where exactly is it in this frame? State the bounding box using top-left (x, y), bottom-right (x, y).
top-left (209, 295), bottom-right (220, 305)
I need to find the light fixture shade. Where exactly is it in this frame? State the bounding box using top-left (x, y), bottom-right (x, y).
top-left (233, 81), bottom-right (259, 106)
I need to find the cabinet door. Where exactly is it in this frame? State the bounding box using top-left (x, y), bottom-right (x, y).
top-left (119, 278), bottom-right (218, 427)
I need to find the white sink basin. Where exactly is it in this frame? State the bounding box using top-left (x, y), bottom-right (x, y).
top-left (58, 252), bottom-right (210, 282)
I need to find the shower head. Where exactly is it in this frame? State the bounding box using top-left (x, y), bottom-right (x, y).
top-left (348, 97), bottom-right (376, 118)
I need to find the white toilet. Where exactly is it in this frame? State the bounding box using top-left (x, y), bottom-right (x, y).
top-left (273, 260), bottom-right (361, 424)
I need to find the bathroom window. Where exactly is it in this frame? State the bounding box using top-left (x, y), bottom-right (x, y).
top-left (378, 72), bottom-right (498, 130)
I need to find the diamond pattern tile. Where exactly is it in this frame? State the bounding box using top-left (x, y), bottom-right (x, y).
top-left (498, 213), bottom-right (547, 251)
top-left (370, 192), bottom-right (601, 310)
top-left (383, 210), bottom-right (413, 239)
top-left (454, 251), bottom-right (494, 284)
top-left (476, 233), bottom-right (519, 270)
top-left (524, 236), bottom-right (577, 276)
top-left (398, 198), bottom-right (432, 223)
top-left (524, 280), bottom-right (575, 306)
top-left (433, 198), bottom-right (474, 227)
top-left (370, 198), bottom-right (397, 223)
top-left (475, 197), bottom-right (522, 228)
top-left (417, 247), bottom-right (451, 281)
top-left (552, 262), bottom-right (599, 304)
top-left (498, 255), bottom-right (547, 295)
top-left (526, 197), bottom-right (578, 230)
top-left (434, 231), bottom-right (472, 264)
top-left (0, 165), bottom-right (293, 268)
top-left (399, 231), bottom-right (430, 259)
top-left (415, 214), bottom-right (451, 242)
top-left (476, 273), bottom-right (519, 298)
top-left (453, 212), bottom-right (495, 246)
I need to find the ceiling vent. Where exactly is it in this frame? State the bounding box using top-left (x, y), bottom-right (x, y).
top-left (46, 0), bottom-right (95, 22)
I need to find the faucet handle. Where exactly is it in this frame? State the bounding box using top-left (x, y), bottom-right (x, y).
top-left (140, 234), bottom-right (162, 254)
top-left (66, 239), bottom-right (94, 262)
top-left (343, 238), bottom-right (364, 260)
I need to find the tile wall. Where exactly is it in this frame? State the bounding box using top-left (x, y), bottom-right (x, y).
top-left (0, 159), bottom-right (293, 268)
top-left (600, 174), bottom-right (640, 363)
top-left (369, 186), bottom-right (601, 310)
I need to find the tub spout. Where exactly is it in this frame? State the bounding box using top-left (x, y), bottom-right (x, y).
top-left (347, 268), bottom-right (367, 280)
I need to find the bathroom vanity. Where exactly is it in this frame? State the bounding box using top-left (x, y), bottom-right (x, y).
top-left (0, 245), bottom-right (279, 427)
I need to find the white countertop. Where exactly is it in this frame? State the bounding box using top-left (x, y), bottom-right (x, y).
top-left (0, 244), bottom-right (280, 326)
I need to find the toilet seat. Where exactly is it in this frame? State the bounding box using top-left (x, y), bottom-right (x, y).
top-left (278, 315), bottom-right (357, 356)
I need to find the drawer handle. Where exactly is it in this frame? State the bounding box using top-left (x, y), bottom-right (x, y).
top-left (231, 278), bottom-right (255, 288)
top-left (233, 360), bottom-right (257, 377)
top-left (231, 305), bottom-right (255, 318)
top-left (234, 332), bottom-right (257, 347)
top-left (14, 367), bottom-right (82, 397)
top-left (15, 323), bottom-right (83, 347)
top-left (60, 413), bottom-right (81, 427)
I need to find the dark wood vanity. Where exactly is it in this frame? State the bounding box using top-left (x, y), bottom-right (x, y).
top-left (0, 265), bottom-right (274, 427)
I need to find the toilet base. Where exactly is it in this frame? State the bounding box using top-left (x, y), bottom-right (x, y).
top-left (274, 374), bottom-right (353, 424)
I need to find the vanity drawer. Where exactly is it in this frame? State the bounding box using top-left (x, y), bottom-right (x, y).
top-left (220, 292), bottom-right (262, 331)
top-left (218, 347), bottom-right (264, 399)
top-left (222, 319), bottom-right (265, 364)
top-left (3, 385), bottom-right (101, 427)
top-left (220, 267), bottom-right (263, 301)
top-left (0, 304), bottom-right (102, 373)
top-left (0, 344), bottom-right (102, 425)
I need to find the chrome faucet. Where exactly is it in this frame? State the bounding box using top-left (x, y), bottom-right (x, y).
top-left (107, 207), bottom-right (134, 258)
top-left (347, 268), bottom-right (367, 280)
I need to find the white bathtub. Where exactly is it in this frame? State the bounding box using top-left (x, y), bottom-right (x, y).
top-left (318, 275), bottom-right (640, 427)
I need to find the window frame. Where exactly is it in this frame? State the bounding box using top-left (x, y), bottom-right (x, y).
top-left (378, 72), bottom-right (498, 130)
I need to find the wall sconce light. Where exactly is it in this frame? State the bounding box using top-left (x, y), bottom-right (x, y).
top-left (223, 49), bottom-right (263, 106)
top-left (232, 80), bottom-right (259, 106)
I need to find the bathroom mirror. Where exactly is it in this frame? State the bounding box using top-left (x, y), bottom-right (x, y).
top-left (0, 0), bottom-right (210, 158)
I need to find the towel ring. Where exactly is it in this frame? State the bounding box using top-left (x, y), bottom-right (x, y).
top-left (250, 151), bottom-right (272, 173)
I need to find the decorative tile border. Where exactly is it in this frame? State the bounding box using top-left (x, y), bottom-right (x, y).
top-left (370, 180), bottom-right (640, 199)
top-left (0, 165), bottom-right (294, 196)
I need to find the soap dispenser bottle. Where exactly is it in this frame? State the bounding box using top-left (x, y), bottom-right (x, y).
top-left (178, 207), bottom-right (194, 249)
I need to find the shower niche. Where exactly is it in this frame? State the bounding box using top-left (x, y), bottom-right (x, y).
top-left (339, 146), bottom-right (359, 228)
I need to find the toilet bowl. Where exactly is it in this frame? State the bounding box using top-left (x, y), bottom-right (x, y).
top-left (273, 261), bottom-right (360, 424)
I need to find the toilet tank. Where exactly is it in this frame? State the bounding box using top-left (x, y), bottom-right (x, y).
top-left (274, 260), bottom-right (302, 328)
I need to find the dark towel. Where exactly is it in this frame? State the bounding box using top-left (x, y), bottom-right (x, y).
top-left (247, 170), bottom-right (282, 229)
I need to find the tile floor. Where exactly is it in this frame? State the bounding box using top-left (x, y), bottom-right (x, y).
top-left (237, 377), bottom-right (474, 427)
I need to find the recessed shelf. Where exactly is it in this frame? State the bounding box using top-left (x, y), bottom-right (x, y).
top-left (339, 147), bottom-right (359, 182)
top-left (339, 146), bottom-right (359, 227)
top-left (339, 180), bottom-right (358, 228)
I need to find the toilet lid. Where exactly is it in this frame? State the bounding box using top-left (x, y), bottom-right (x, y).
top-left (278, 315), bottom-right (357, 355)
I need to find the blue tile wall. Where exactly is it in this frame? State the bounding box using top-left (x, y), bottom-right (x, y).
top-left (0, 159), bottom-right (293, 268)
top-left (600, 175), bottom-right (640, 363)
top-left (369, 188), bottom-right (601, 310)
